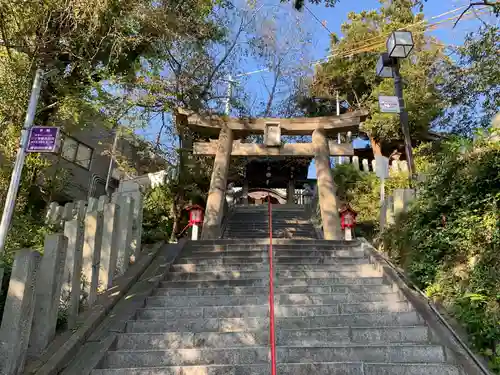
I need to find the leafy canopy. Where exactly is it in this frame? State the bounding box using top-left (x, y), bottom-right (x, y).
top-left (300, 0), bottom-right (445, 142)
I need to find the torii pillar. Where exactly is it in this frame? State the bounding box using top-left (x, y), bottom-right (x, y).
top-left (313, 127), bottom-right (342, 240)
top-left (201, 126), bottom-right (233, 239)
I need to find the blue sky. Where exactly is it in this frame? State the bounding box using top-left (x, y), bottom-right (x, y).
top-left (138, 0), bottom-right (497, 179)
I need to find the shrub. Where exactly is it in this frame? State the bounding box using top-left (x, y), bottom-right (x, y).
top-left (380, 137), bottom-right (500, 372)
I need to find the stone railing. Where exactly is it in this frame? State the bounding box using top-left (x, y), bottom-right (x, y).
top-left (0, 190), bottom-right (144, 375)
top-left (380, 188), bottom-right (415, 230)
top-left (337, 156), bottom-right (410, 174)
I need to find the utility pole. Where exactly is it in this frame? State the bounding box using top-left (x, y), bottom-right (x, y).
top-left (0, 68), bottom-right (44, 254)
top-left (393, 60), bottom-right (416, 181)
top-left (105, 127), bottom-right (120, 196)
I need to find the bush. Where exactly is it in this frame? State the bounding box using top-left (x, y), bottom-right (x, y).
top-left (142, 186), bottom-right (174, 244)
top-left (332, 163), bottom-right (408, 240)
top-left (380, 138), bottom-right (500, 372)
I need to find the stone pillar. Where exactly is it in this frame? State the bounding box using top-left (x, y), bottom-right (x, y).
top-left (362, 159), bottom-right (370, 172)
top-left (29, 234), bottom-right (68, 357)
top-left (62, 218), bottom-right (84, 326)
top-left (87, 197), bottom-right (98, 212)
top-left (82, 210), bottom-right (103, 308)
top-left (114, 194), bottom-right (134, 276)
top-left (62, 202), bottom-right (75, 221)
top-left (97, 195), bottom-right (109, 212)
top-left (242, 178), bottom-right (249, 205)
top-left (312, 128), bottom-right (342, 240)
top-left (352, 156), bottom-right (360, 171)
top-left (385, 196), bottom-right (395, 226)
top-left (99, 202), bottom-right (120, 290)
top-left (202, 127), bottom-right (233, 239)
top-left (371, 159), bottom-right (376, 172)
top-left (45, 202), bottom-right (58, 224)
top-left (0, 250), bottom-right (41, 375)
top-left (393, 189), bottom-right (405, 217)
top-left (287, 179), bottom-right (295, 204)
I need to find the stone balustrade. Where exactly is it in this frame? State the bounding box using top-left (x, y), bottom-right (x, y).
top-left (336, 156), bottom-right (410, 174)
top-left (0, 190), bottom-right (144, 375)
top-left (380, 188), bottom-right (416, 230)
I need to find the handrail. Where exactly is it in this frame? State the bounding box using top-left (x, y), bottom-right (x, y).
top-left (267, 197), bottom-right (277, 375)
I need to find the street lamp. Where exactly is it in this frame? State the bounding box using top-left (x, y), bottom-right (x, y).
top-left (376, 30), bottom-right (416, 182)
top-left (386, 31), bottom-right (414, 59)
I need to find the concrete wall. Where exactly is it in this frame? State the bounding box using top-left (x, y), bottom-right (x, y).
top-left (42, 125), bottom-right (166, 202)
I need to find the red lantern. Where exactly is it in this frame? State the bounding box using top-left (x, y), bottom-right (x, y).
top-left (186, 204), bottom-right (204, 225)
top-left (340, 205), bottom-right (357, 230)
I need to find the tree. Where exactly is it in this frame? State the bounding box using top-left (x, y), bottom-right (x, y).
top-left (437, 25), bottom-right (500, 136)
top-left (296, 0), bottom-right (446, 156)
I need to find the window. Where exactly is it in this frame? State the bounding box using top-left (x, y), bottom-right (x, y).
top-left (61, 136), bottom-right (93, 169)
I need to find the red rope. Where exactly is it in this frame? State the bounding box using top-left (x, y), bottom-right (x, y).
top-left (267, 196), bottom-right (277, 375)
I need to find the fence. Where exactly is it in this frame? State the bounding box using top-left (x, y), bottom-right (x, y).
top-left (380, 188), bottom-right (416, 230)
top-left (336, 155), bottom-right (410, 174)
top-left (0, 189), bottom-right (144, 375)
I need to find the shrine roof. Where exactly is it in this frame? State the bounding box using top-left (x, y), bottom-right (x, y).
top-left (176, 109), bottom-right (369, 137)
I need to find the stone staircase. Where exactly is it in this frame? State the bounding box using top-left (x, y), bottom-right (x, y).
top-left (223, 205), bottom-right (317, 239)
top-left (91, 237), bottom-right (465, 374)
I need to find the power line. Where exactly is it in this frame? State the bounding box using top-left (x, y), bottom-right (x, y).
top-left (304, 4), bottom-right (333, 34)
top-left (233, 5), bottom-right (491, 79)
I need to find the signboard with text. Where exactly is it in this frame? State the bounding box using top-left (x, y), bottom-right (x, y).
top-left (378, 95), bottom-right (400, 113)
top-left (26, 126), bottom-right (61, 153)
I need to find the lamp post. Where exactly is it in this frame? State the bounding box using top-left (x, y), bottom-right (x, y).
top-left (376, 31), bottom-right (416, 182)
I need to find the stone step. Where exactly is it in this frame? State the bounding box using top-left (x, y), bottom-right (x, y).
top-left (274, 250), bottom-right (366, 257)
top-left (100, 345), bottom-right (447, 368)
top-left (137, 302), bottom-right (413, 321)
top-left (171, 264), bottom-right (268, 273)
top-left (276, 311), bottom-right (423, 329)
top-left (275, 258), bottom-right (370, 265)
top-left (145, 294), bottom-right (268, 308)
top-left (116, 325), bottom-right (430, 351)
top-left (154, 284), bottom-right (397, 297)
top-left (160, 279), bottom-right (267, 288)
top-left (130, 312), bottom-right (422, 332)
top-left (125, 317), bottom-right (269, 333)
top-left (166, 269), bottom-right (382, 280)
top-left (101, 347), bottom-right (270, 367)
top-left (187, 244), bottom-right (359, 252)
top-left (275, 276), bottom-right (387, 286)
top-left (188, 239), bottom-right (359, 246)
top-left (116, 331), bottom-right (269, 350)
top-left (278, 345), bottom-right (447, 363)
top-left (275, 269), bottom-right (383, 278)
top-left (277, 326), bottom-right (430, 346)
top-left (165, 271), bottom-right (269, 281)
top-left (276, 292), bottom-right (404, 305)
top-left (91, 363), bottom-right (462, 375)
top-left (136, 305), bottom-right (269, 320)
top-left (178, 251), bottom-right (266, 259)
top-left (174, 258), bottom-right (265, 266)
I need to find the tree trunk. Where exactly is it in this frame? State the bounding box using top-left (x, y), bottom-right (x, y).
top-left (169, 197), bottom-right (181, 243)
top-left (369, 136), bottom-right (383, 157)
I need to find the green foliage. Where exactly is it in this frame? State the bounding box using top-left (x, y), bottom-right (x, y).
top-left (302, 0), bottom-right (445, 142)
top-left (438, 25), bottom-right (500, 135)
top-left (331, 163), bottom-right (409, 238)
top-left (142, 186), bottom-right (174, 244)
top-left (381, 137), bottom-right (500, 372)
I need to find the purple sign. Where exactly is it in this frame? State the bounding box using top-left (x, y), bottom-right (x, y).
top-left (26, 126), bottom-right (60, 153)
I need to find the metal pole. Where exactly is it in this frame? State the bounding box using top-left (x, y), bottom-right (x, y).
top-left (225, 75), bottom-right (233, 115)
top-left (393, 60), bottom-right (415, 182)
top-left (0, 68), bottom-right (44, 253)
top-left (105, 127), bottom-right (120, 196)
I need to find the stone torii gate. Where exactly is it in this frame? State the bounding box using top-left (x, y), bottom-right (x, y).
top-left (176, 109), bottom-right (368, 240)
